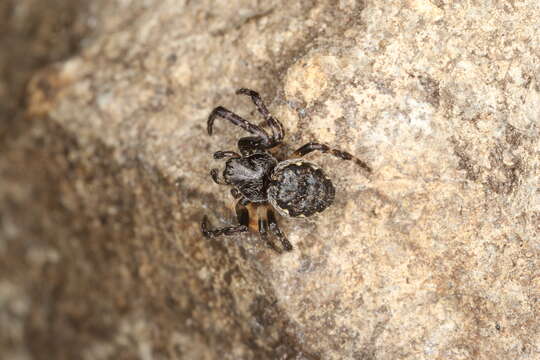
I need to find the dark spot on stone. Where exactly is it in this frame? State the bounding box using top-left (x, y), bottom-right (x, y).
top-left (250, 295), bottom-right (278, 327)
top-left (223, 266), bottom-right (239, 286)
top-left (99, 214), bottom-right (108, 225)
top-left (37, 77), bottom-right (53, 98)
top-left (354, 349), bottom-right (376, 360)
top-left (505, 124), bottom-right (522, 147)
top-left (451, 139), bottom-right (481, 181)
top-left (167, 53), bottom-right (177, 64)
top-left (417, 74), bottom-right (440, 107)
top-left (238, 245), bottom-right (247, 260)
top-left (298, 254), bottom-right (313, 272)
top-left (165, 295), bottom-right (178, 309)
top-left (523, 74), bottom-right (533, 89)
top-left (486, 144), bottom-right (522, 195)
top-left (174, 176), bottom-right (184, 187)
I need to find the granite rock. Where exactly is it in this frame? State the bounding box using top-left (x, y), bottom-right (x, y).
top-left (1, 0), bottom-right (539, 359)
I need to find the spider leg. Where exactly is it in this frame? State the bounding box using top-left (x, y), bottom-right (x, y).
top-left (201, 215), bottom-right (248, 238)
top-left (267, 208), bottom-right (293, 251)
top-left (237, 136), bottom-right (269, 156)
top-left (207, 106), bottom-right (270, 142)
top-left (235, 201), bottom-right (281, 253)
top-left (236, 88), bottom-right (284, 144)
top-left (230, 188), bottom-right (242, 199)
top-left (235, 199), bottom-right (250, 227)
top-left (230, 189), bottom-right (251, 205)
top-left (210, 168), bottom-right (228, 185)
top-left (291, 142), bottom-right (372, 174)
top-left (211, 151), bottom-right (239, 185)
top-left (257, 208), bottom-right (282, 253)
top-left (214, 150), bottom-right (241, 160)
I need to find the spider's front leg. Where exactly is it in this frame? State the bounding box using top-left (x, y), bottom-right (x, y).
top-left (207, 106), bottom-right (271, 144)
top-left (210, 168), bottom-right (227, 185)
top-left (237, 136), bottom-right (268, 156)
top-left (213, 150), bottom-right (240, 159)
top-left (236, 88), bottom-right (285, 144)
top-left (209, 151), bottom-right (241, 185)
top-left (292, 142), bottom-right (372, 174)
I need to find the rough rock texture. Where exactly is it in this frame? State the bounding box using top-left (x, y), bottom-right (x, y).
top-left (2, 0), bottom-right (539, 359)
top-left (0, 1), bottom-right (91, 359)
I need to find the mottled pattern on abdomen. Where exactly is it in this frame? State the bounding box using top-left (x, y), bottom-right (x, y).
top-left (267, 160), bottom-right (335, 217)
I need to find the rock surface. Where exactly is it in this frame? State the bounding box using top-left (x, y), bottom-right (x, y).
top-left (1, 0), bottom-right (539, 359)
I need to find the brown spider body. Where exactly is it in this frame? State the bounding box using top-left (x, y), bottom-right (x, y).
top-left (201, 88), bottom-right (371, 253)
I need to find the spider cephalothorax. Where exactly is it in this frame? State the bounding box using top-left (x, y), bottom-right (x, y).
top-left (201, 88), bottom-right (371, 253)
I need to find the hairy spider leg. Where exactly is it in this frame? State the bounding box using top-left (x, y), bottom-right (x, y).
top-left (200, 199), bottom-right (250, 239)
top-left (236, 136), bottom-right (271, 155)
top-left (210, 168), bottom-right (228, 185)
top-left (292, 142), bottom-right (372, 174)
top-left (235, 200), bottom-right (250, 227)
top-left (267, 208), bottom-right (293, 251)
top-left (257, 206), bottom-right (282, 253)
top-left (236, 88), bottom-right (285, 144)
top-left (207, 106), bottom-right (271, 143)
top-left (230, 188), bottom-right (242, 199)
top-left (213, 150), bottom-right (241, 159)
top-left (201, 215), bottom-right (248, 238)
top-left (210, 151), bottom-right (242, 186)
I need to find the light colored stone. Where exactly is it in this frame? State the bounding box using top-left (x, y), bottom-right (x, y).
top-left (2, 0), bottom-right (539, 359)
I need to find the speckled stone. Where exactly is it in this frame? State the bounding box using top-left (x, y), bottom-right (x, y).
top-left (2, 0), bottom-right (539, 359)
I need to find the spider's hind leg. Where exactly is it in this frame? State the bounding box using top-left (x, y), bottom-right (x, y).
top-left (201, 215), bottom-right (248, 238)
top-left (256, 206), bottom-right (282, 253)
top-left (267, 208), bottom-right (293, 251)
top-left (235, 199), bottom-right (281, 253)
top-left (292, 142), bottom-right (372, 174)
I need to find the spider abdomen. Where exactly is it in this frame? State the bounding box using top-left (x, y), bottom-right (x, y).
top-left (268, 160), bottom-right (335, 218)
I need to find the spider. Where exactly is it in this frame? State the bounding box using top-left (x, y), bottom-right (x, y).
top-left (201, 88), bottom-right (371, 253)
